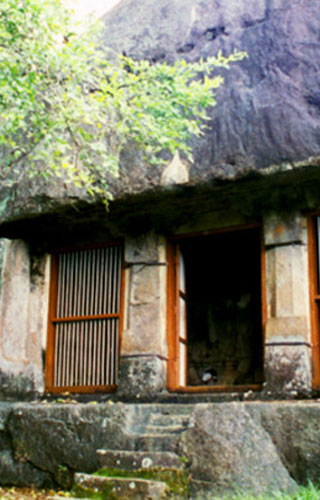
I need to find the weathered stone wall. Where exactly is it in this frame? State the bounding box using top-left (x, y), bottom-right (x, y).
top-left (0, 239), bottom-right (49, 398)
top-left (0, 213), bottom-right (315, 399)
top-left (263, 213), bottom-right (312, 395)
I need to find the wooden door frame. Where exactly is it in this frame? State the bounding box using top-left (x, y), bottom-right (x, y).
top-left (307, 215), bottom-right (320, 390)
top-left (45, 241), bottom-right (125, 394)
top-left (166, 224), bottom-right (265, 393)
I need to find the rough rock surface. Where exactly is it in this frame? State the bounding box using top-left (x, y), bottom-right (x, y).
top-left (2, 402), bottom-right (320, 494)
top-left (101, 0), bottom-right (320, 187)
top-left (180, 403), bottom-right (297, 496)
top-left (249, 402), bottom-right (320, 485)
top-left (5, 403), bottom-right (133, 487)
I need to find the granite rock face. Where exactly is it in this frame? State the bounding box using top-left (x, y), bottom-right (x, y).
top-left (2, 402), bottom-right (320, 493)
top-left (102, 0), bottom-right (320, 184)
top-left (6, 403), bottom-right (133, 487)
top-left (251, 402), bottom-right (320, 485)
top-left (180, 403), bottom-right (297, 496)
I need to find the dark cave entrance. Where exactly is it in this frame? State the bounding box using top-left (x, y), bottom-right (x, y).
top-left (176, 227), bottom-right (264, 388)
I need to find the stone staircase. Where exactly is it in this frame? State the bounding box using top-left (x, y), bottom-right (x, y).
top-left (73, 404), bottom-right (194, 499)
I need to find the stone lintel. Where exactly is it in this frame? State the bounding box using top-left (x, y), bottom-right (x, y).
top-left (125, 234), bottom-right (166, 264)
top-left (264, 213), bottom-right (307, 246)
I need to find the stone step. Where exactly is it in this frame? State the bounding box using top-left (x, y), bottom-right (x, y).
top-left (74, 472), bottom-right (168, 499)
top-left (97, 449), bottom-right (182, 470)
top-left (144, 424), bottom-right (186, 434)
top-left (134, 433), bottom-right (180, 452)
top-left (149, 413), bottom-right (190, 427)
top-left (145, 404), bottom-right (194, 416)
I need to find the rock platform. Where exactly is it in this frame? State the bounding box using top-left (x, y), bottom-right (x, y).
top-left (0, 401), bottom-right (320, 496)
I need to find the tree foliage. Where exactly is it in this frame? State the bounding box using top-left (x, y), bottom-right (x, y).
top-left (0, 0), bottom-right (247, 198)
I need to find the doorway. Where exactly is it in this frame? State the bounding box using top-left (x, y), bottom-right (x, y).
top-left (167, 226), bottom-right (264, 391)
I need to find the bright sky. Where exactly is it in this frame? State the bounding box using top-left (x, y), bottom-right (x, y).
top-left (73, 0), bottom-right (121, 21)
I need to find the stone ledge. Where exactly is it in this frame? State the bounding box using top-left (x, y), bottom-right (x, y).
top-left (74, 472), bottom-right (168, 499)
top-left (97, 449), bottom-right (182, 471)
top-left (265, 316), bottom-right (310, 340)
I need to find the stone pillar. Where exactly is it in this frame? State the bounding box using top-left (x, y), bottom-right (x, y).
top-left (264, 214), bottom-right (312, 395)
top-left (0, 239), bottom-right (50, 397)
top-left (117, 233), bottom-right (167, 398)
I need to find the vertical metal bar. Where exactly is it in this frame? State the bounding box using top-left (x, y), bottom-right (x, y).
top-left (61, 323), bottom-right (67, 386)
top-left (74, 251), bottom-right (80, 317)
top-left (68, 252), bottom-right (74, 317)
top-left (98, 249), bottom-right (105, 316)
top-left (92, 320), bottom-right (97, 386)
top-left (115, 246), bottom-right (121, 313)
top-left (83, 320), bottom-right (88, 386)
top-left (113, 246), bottom-right (118, 314)
top-left (110, 246), bottom-right (116, 313)
top-left (66, 323), bottom-right (72, 386)
top-left (86, 250), bottom-right (92, 316)
top-left (96, 320), bottom-right (100, 385)
top-left (110, 318), bottom-right (115, 385)
top-left (90, 249), bottom-right (96, 316)
top-left (70, 321), bottom-right (75, 386)
top-left (106, 320), bottom-right (111, 385)
top-left (80, 251), bottom-right (87, 317)
top-left (56, 255), bottom-right (64, 318)
top-left (88, 321), bottom-right (93, 386)
top-left (114, 246), bottom-right (121, 313)
top-left (96, 320), bottom-right (99, 386)
top-left (73, 321), bottom-right (78, 386)
top-left (59, 324), bottom-right (65, 387)
top-left (62, 253), bottom-right (68, 318)
top-left (108, 246), bottom-right (113, 314)
top-left (98, 320), bottom-right (103, 385)
top-left (111, 246), bottom-right (116, 314)
top-left (103, 247), bottom-right (109, 314)
top-left (94, 249), bottom-right (100, 316)
top-left (77, 321), bottom-right (82, 387)
top-left (101, 320), bottom-right (106, 385)
top-left (59, 323), bottom-right (64, 386)
top-left (54, 324), bottom-right (60, 386)
top-left (63, 254), bottom-right (70, 318)
top-left (106, 247), bottom-right (111, 315)
top-left (114, 319), bottom-right (119, 384)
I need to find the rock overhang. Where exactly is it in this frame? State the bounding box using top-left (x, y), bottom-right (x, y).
top-left (1, 157), bottom-right (320, 247)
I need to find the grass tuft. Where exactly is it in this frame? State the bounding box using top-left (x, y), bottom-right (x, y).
top-left (204, 482), bottom-right (320, 500)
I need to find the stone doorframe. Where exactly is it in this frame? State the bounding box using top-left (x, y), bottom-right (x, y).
top-left (166, 223), bottom-right (266, 394)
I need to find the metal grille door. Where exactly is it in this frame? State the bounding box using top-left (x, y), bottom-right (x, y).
top-left (46, 243), bottom-right (123, 392)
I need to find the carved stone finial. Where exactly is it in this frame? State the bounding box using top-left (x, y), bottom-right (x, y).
top-left (160, 151), bottom-right (189, 186)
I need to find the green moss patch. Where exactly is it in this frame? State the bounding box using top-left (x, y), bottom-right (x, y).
top-left (72, 481), bottom-right (118, 500)
top-left (93, 467), bottom-right (190, 497)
